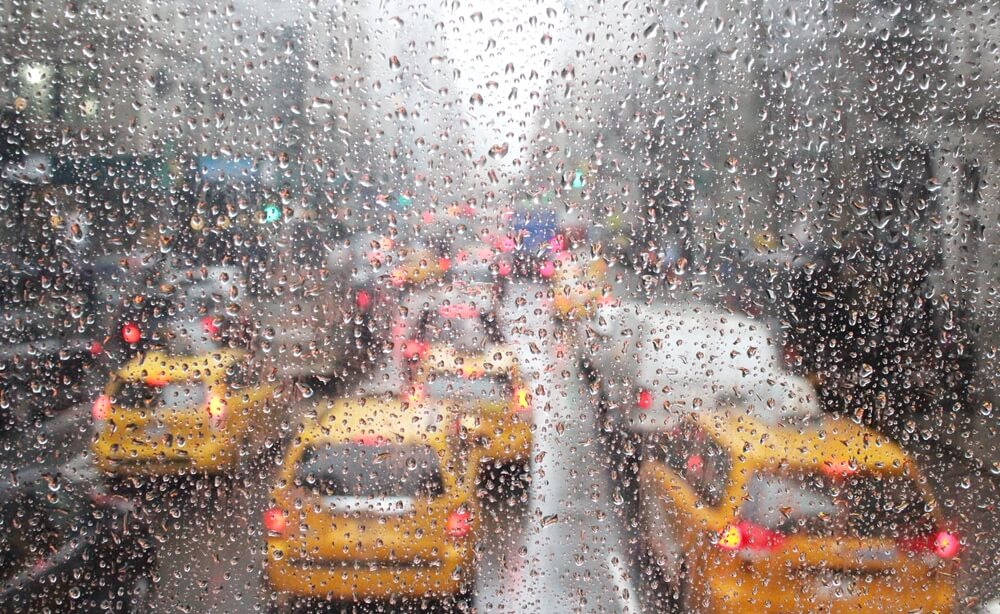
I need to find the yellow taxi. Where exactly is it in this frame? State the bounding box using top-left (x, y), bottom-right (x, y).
top-left (91, 348), bottom-right (276, 476)
top-left (414, 344), bottom-right (532, 464)
top-left (638, 409), bottom-right (958, 613)
top-left (550, 250), bottom-right (609, 319)
top-left (263, 395), bottom-right (481, 605)
top-left (389, 243), bottom-right (450, 287)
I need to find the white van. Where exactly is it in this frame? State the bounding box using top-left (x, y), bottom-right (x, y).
top-left (581, 301), bottom-right (819, 435)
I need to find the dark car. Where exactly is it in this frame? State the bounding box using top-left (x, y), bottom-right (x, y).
top-left (0, 262), bottom-right (102, 429)
top-left (0, 467), bottom-right (157, 612)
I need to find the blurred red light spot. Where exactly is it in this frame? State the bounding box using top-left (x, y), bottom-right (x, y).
top-left (637, 389), bottom-right (653, 410)
top-left (91, 395), bottom-right (111, 421)
top-left (121, 323), bottom-right (141, 345)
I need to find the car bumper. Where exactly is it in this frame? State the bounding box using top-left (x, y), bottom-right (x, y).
top-left (91, 433), bottom-right (237, 475)
top-left (264, 545), bottom-right (471, 599)
top-left (699, 571), bottom-right (955, 613)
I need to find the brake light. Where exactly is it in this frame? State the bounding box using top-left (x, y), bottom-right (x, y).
top-left (401, 339), bottom-right (429, 360)
top-left (201, 316), bottom-right (219, 336)
top-left (121, 323), bottom-right (141, 344)
top-left (91, 395), bottom-right (112, 421)
top-left (145, 375), bottom-right (168, 387)
top-left (438, 257), bottom-right (451, 272)
top-left (263, 507), bottom-right (286, 534)
top-left (637, 389), bottom-right (653, 410)
top-left (898, 529), bottom-right (961, 560)
top-left (446, 509), bottom-right (472, 540)
top-left (353, 434), bottom-right (387, 446)
top-left (89, 340), bottom-right (103, 357)
top-left (718, 524), bottom-right (743, 551)
top-left (207, 394), bottom-right (227, 428)
top-left (717, 521), bottom-right (785, 553)
top-left (355, 290), bottom-right (371, 310)
top-left (821, 458), bottom-right (857, 478)
top-left (539, 260), bottom-right (555, 278)
top-left (933, 531), bottom-right (960, 559)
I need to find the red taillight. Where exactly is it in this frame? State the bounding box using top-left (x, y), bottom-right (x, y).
top-left (438, 257), bottom-right (451, 272)
top-left (637, 389), bottom-right (653, 410)
top-left (201, 316), bottom-right (219, 336)
top-left (933, 531), bottom-right (960, 559)
top-left (717, 521), bottom-right (785, 553)
top-left (898, 529), bottom-right (960, 560)
top-left (145, 375), bottom-right (168, 387)
top-left (263, 507), bottom-right (286, 534)
top-left (355, 290), bottom-right (371, 310)
top-left (401, 339), bottom-right (429, 360)
top-left (539, 260), bottom-right (555, 278)
top-left (89, 341), bottom-right (103, 357)
top-left (446, 509), bottom-right (472, 540)
top-left (121, 323), bottom-right (141, 344)
top-left (91, 395), bottom-right (112, 421)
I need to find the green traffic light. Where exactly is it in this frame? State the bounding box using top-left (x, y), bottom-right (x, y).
top-left (397, 194), bottom-right (413, 208)
top-left (572, 170), bottom-right (584, 189)
top-left (263, 204), bottom-right (281, 223)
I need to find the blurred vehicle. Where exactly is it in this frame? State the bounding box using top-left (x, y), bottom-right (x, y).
top-left (0, 261), bottom-right (102, 428)
top-left (91, 342), bottom-right (277, 477)
top-left (263, 394), bottom-right (481, 608)
top-left (101, 264), bottom-right (250, 369)
top-left (449, 235), bottom-right (513, 289)
top-left (0, 465), bottom-right (157, 612)
top-left (255, 219), bottom-right (391, 381)
top-left (582, 301), bottom-right (819, 437)
top-left (550, 248), bottom-right (609, 320)
top-left (398, 281), bottom-right (503, 357)
top-left (389, 239), bottom-right (450, 288)
top-left (638, 409), bottom-right (958, 613)
top-left (416, 343), bottom-right (531, 464)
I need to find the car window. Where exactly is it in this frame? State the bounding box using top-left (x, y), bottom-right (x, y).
top-left (646, 424), bottom-right (731, 507)
top-left (114, 380), bottom-right (206, 411)
top-left (295, 443), bottom-right (445, 499)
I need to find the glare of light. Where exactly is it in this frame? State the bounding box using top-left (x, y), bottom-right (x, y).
top-left (262, 204), bottom-right (281, 223)
top-left (718, 524), bottom-right (743, 551)
top-left (22, 63), bottom-right (51, 85)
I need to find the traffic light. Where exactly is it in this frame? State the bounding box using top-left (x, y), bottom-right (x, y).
top-left (262, 203), bottom-right (281, 223)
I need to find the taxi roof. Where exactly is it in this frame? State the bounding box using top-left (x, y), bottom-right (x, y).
top-left (421, 343), bottom-right (518, 374)
top-left (688, 408), bottom-right (913, 475)
top-left (304, 394), bottom-right (450, 447)
top-left (115, 349), bottom-right (244, 381)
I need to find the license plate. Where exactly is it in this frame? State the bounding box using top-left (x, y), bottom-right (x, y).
top-left (811, 571), bottom-right (860, 600)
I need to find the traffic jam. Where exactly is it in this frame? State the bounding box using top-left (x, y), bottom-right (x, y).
top-left (3, 0), bottom-right (1000, 612)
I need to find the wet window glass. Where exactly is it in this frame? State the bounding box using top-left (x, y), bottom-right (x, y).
top-left (3, 0), bottom-right (1000, 612)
